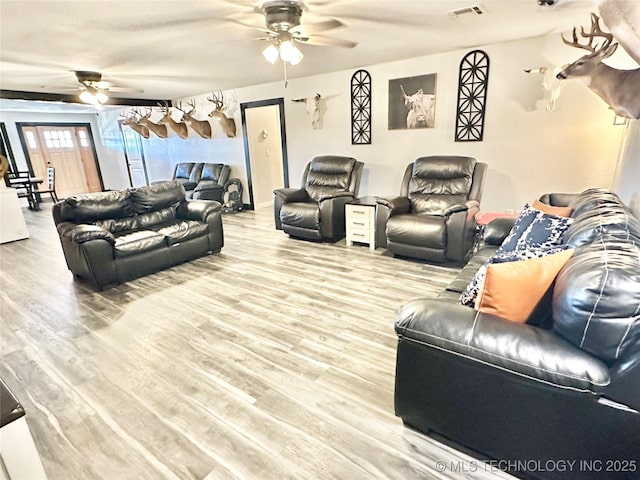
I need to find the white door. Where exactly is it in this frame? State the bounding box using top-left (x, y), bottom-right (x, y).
top-left (244, 105), bottom-right (285, 209)
top-left (120, 122), bottom-right (148, 187)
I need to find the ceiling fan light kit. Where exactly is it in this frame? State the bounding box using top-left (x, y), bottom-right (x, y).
top-left (264, 39), bottom-right (304, 65)
top-left (262, 43), bottom-right (280, 64)
top-left (79, 88), bottom-right (108, 105)
top-left (75, 70), bottom-right (109, 105)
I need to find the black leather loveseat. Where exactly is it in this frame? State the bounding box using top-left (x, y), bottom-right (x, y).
top-left (394, 189), bottom-right (640, 479)
top-left (170, 162), bottom-right (231, 202)
top-left (53, 181), bottom-right (223, 289)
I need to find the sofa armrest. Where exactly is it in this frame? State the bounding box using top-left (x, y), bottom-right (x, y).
top-left (375, 196), bottom-right (411, 249)
top-left (376, 196), bottom-right (410, 214)
top-left (318, 191), bottom-right (355, 202)
top-left (181, 181), bottom-right (197, 191)
top-left (395, 298), bottom-right (610, 392)
top-left (57, 222), bottom-right (115, 245)
top-left (191, 183), bottom-right (224, 202)
top-left (273, 187), bottom-right (308, 203)
top-left (443, 200), bottom-right (480, 216)
top-left (177, 199), bottom-right (221, 221)
top-left (55, 222), bottom-right (117, 289)
top-left (483, 217), bottom-right (516, 246)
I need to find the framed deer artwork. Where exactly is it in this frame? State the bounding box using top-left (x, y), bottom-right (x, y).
top-left (388, 73), bottom-right (437, 130)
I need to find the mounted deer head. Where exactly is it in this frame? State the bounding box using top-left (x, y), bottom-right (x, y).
top-left (524, 66), bottom-right (566, 111)
top-left (157, 101), bottom-right (189, 139)
top-left (135, 107), bottom-right (168, 139)
top-left (119, 110), bottom-right (150, 139)
top-left (292, 93), bottom-right (322, 129)
top-left (557, 13), bottom-right (640, 119)
top-left (178, 100), bottom-right (212, 139)
top-left (207, 91), bottom-right (237, 138)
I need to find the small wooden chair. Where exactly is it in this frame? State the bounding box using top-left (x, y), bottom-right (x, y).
top-left (37, 167), bottom-right (59, 203)
top-left (6, 170), bottom-right (38, 210)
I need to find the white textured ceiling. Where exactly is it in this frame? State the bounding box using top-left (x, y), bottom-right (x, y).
top-left (1, 0), bottom-right (596, 105)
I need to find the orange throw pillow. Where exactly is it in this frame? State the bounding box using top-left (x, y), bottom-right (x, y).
top-left (475, 248), bottom-right (574, 323)
top-left (532, 199), bottom-right (572, 218)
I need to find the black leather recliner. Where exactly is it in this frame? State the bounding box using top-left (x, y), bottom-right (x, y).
top-left (376, 156), bottom-right (487, 264)
top-left (274, 155), bottom-right (364, 241)
top-left (172, 162), bottom-right (201, 194)
top-left (190, 163), bottom-right (231, 203)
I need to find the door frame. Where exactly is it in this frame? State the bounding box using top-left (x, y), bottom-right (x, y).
top-left (0, 122), bottom-right (18, 172)
top-left (118, 119), bottom-right (149, 187)
top-left (16, 122), bottom-right (104, 190)
top-left (240, 97), bottom-right (289, 210)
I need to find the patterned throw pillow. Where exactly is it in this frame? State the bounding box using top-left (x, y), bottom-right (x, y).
top-left (459, 245), bottom-right (571, 308)
top-left (497, 204), bottom-right (573, 254)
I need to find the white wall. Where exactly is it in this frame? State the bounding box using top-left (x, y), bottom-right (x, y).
top-left (613, 119), bottom-right (640, 218)
top-left (8, 32), bottom-right (632, 212)
top-left (135, 32), bottom-right (630, 212)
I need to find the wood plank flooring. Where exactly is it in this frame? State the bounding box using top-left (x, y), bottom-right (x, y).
top-left (0, 203), bottom-right (513, 480)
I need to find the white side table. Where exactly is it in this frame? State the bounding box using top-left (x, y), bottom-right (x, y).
top-left (345, 197), bottom-right (377, 251)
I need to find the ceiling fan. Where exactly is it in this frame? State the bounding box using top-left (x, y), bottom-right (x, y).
top-left (230, 0), bottom-right (357, 66)
top-left (41, 70), bottom-right (144, 105)
top-left (74, 70), bottom-right (111, 105)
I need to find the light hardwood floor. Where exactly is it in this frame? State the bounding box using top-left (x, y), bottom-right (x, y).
top-left (0, 204), bottom-right (513, 480)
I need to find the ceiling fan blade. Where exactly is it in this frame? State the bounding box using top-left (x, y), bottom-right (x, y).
top-left (296, 18), bottom-right (344, 34)
top-left (225, 16), bottom-right (273, 33)
top-left (297, 35), bottom-right (357, 49)
top-left (103, 86), bottom-right (145, 93)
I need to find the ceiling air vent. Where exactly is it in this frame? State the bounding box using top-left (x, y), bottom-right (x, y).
top-left (448, 5), bottom-right (487, 18)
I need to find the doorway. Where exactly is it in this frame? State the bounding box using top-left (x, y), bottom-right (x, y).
top-left (240, 98), bottom-right (289, 210)
top-left (17, 123), bottom-right (103, 198)
top-left (119, 120), bottom-right (149, 187)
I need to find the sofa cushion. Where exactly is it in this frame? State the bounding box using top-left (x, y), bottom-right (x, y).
top-left (95, 216), bottom-right (139, 234)
top-left (137, 207), bottom-right (178, 229)
top-left (305, 156), bottom-right (356, 201)
top-left (60, 190), bottom-right (133, 221)
top-left (476, 248), bottom-right (574, 323)
top-left (497, 204), bottom-right (572, 254)
top-left (130, 181), bottom-right (184, 214)
top-left (113, 230), bottom-right (167, 258)
top-left (174, 162), bottom-right (195, 180)
top-left (568, 188), bottom-right (622, 218)
top-left (553, 236), bottom-right (640, 365)
top-left (386, 214), bottom-right (446, 249)
top-left (396, 299), bottom-right (610, 391)
top-left (150, 220), bottom-right (210, 246)
top-left (194, 180), bottom-right (223, 192)
top-left (408, 156), bottom-right (475, 214)
top-left (200, 163), bottom-right (223, 182)
top-left (564, 205), bottom-right (640, 248)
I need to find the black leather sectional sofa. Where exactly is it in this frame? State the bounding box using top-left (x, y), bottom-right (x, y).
top-left (394, 189), bottom-right (640, 479)
top-left (53, 181), bottom-right (223, 290)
